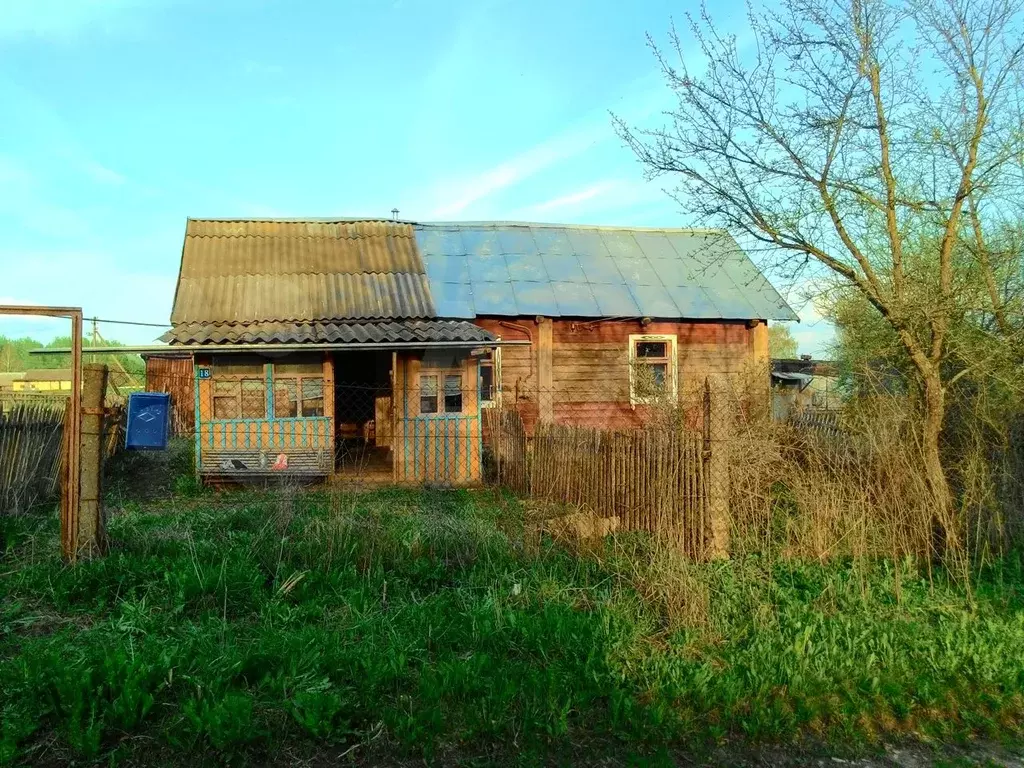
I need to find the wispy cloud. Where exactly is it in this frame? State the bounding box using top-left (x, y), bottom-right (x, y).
top-left (428, 121), bottom-right (609, 218)
top-left (506, 178), bottom-right (671, 223)
top-left (79, 159), bottom-right (127, 185)
top-left (527, 182), bottom-right (620, 213)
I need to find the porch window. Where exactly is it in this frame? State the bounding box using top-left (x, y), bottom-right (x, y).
top-left (213, 378), bottom-right (266, 419)
top-left (444, 374), bottom-right (463, 412)
top-left (628, 334), bottom-right (678, 405)
top-left (420, 373), bottom-right (464, 414)
top-left (273, 374), bottom-right (324, 417)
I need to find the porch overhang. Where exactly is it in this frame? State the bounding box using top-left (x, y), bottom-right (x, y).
top-left (31, 339), bottom-right (530, 357)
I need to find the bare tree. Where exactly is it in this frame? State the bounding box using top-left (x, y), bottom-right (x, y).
top-left (616, 0), bottom-right (1024, 545)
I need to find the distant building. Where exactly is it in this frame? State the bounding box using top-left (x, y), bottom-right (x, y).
top-left (11, 369), bottom-right (73, 393)
top-left (771, 356), bottom-right (840, 420)
top-left (0, 372), bottom-right (25, 392)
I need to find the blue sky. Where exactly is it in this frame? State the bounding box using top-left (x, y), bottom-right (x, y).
top-left (0, 0), bottom-right (829, 352)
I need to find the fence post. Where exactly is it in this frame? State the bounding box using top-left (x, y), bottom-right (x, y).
top-left (77, 363), bottom-right (109, 559)
top-left (704, 377), bottom-right (731, 558)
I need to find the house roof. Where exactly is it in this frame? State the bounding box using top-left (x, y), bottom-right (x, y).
top-left (163, 319), bottom-right (494, 345)
top-left (169, 219), bottom-right (434, 325)
top-left (416, 222), bottom-right (798, 321)
top-left (167, 219), bottom-right (797, 340)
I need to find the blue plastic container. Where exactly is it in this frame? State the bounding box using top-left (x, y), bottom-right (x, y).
top-left (125, 392), bottom-right (171, 450)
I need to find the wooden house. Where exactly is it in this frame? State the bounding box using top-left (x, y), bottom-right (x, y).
top-left (164, 219), bottom-right (796, 484)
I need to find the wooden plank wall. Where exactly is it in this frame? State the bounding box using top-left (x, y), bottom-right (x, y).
top-left (144, 355), bottom-right (194, 435)
top-left (475, 317), bottom-right (765, 433)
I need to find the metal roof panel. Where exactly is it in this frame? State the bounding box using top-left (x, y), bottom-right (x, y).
top-left (511, 281), bottom-right (560, 316)
top-left (423, 253), bottom-right (470, 285)
top-left (665, 285), bottom-right (721, 318)
top-left (430, 282), bottom-right (476, 319)
top-left (529, 227), bottom-right (574, 256)
top-left (414, 227), bottom-right (467, 256)
top-left (627, 284), bottom-right (681, 318)
top-left (504, 252), bottom-right (549, 282)
top-left (497, 227), bottom-right (539, 255)
top-left (472, 281), bottom-right (519, 315)
top-left (467, 252), bottom-right (511, 283)
top-left (578, 255), bottom-right (624, 284)
top-left (591, 283), bottom-right (641, 316)
top-left (541, 253), bottom-right (587, 282)
top-left (551, 281), bottom-right (601, 316)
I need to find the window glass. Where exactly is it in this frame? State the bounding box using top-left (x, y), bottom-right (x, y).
top-left (301, 378), bottom-right (325, 417)
top-left (213, 380), bottom-right (240, 419)
top-left (240, 379), bottom-right (266, 418)
top-left (480, 363), bottom-right (494, 402)
top-left (420, 375), bottom-right (438, 414)
top-left (444, 374), bottom-right (463, 413)
top-left (274, 378), bottom-right (298, 417)
top-left (636, 341), bottom-right (668, 358)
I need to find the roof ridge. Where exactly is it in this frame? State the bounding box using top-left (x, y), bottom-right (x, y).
top-left (184, 217), bottom-right (728, 234)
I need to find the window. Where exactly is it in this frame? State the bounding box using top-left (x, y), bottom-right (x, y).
top-left (301, 378), bottom-right (325, 416)
top-left (420, 373), bottom-right (464, 414)
top-left (628, 334), bottom-right (677, 405)
top-left (273, 373), bottom-right (323, 418)
top-left (479, 347), bottom-right (501, 407)
top-left (420, 375), bottom-right (438, 414)
top-left (444, 374), bottom-right (462, 412)
top-left (213, 378), bottom-right (266, 419)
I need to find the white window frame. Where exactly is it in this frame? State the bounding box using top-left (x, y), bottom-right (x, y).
top-left (628, 334), bottom-right (678, 406)
top-left (479, 345), bottom-right (502, 408)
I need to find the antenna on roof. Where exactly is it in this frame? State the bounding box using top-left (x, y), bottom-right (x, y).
top-left (391, 208), bottom-right (399, 221)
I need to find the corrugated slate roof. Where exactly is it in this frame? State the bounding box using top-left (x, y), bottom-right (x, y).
top-left (416, 223), bottom-right (798, 321)
top-left (167, 219), bottom-right (797, 341)
top-left (164, 320), bottom-right (494, 345)
top-left (170, 219), bottom-right (435, 324)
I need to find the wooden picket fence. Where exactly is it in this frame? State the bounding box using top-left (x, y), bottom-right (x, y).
top-left (0, 400), bottom-right (68, 514)
top-left (485, 409), bottom-right (711, 556)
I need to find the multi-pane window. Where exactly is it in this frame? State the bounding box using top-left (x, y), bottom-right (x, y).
top-left (272, 356), bottom-right (324, 418)
top-left (213, 378), bottom-right (266, 419)
top-left (420, 375), bottom-right (438, 414)
top-left (420, 373), bottom-right (464, 414)
top-left (273, 375), bottom-right (324, 417)
top-left (209, 355), bottom-right (324, 420)
top-left (629, 334), bottom-right (677, 404)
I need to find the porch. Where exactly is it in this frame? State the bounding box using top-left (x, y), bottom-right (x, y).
top-left (193, 347), bottom-right (486, 486)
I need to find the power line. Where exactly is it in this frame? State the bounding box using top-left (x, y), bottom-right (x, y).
top-left (87, 317), bottom-right (169, 329)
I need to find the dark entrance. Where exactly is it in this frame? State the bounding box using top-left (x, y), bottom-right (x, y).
top-left (333, 351), bottom-right (393, 481)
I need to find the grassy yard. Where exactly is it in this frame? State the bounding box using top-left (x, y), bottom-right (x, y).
top-left (2, 487), bottom-right (1024, 765)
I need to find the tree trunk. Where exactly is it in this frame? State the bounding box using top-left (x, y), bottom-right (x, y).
top-left (921, 372), bottom-right (957, 556)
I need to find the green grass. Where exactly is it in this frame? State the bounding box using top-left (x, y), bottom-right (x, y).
top-left (2, 488), bottom-right (1024, 765)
